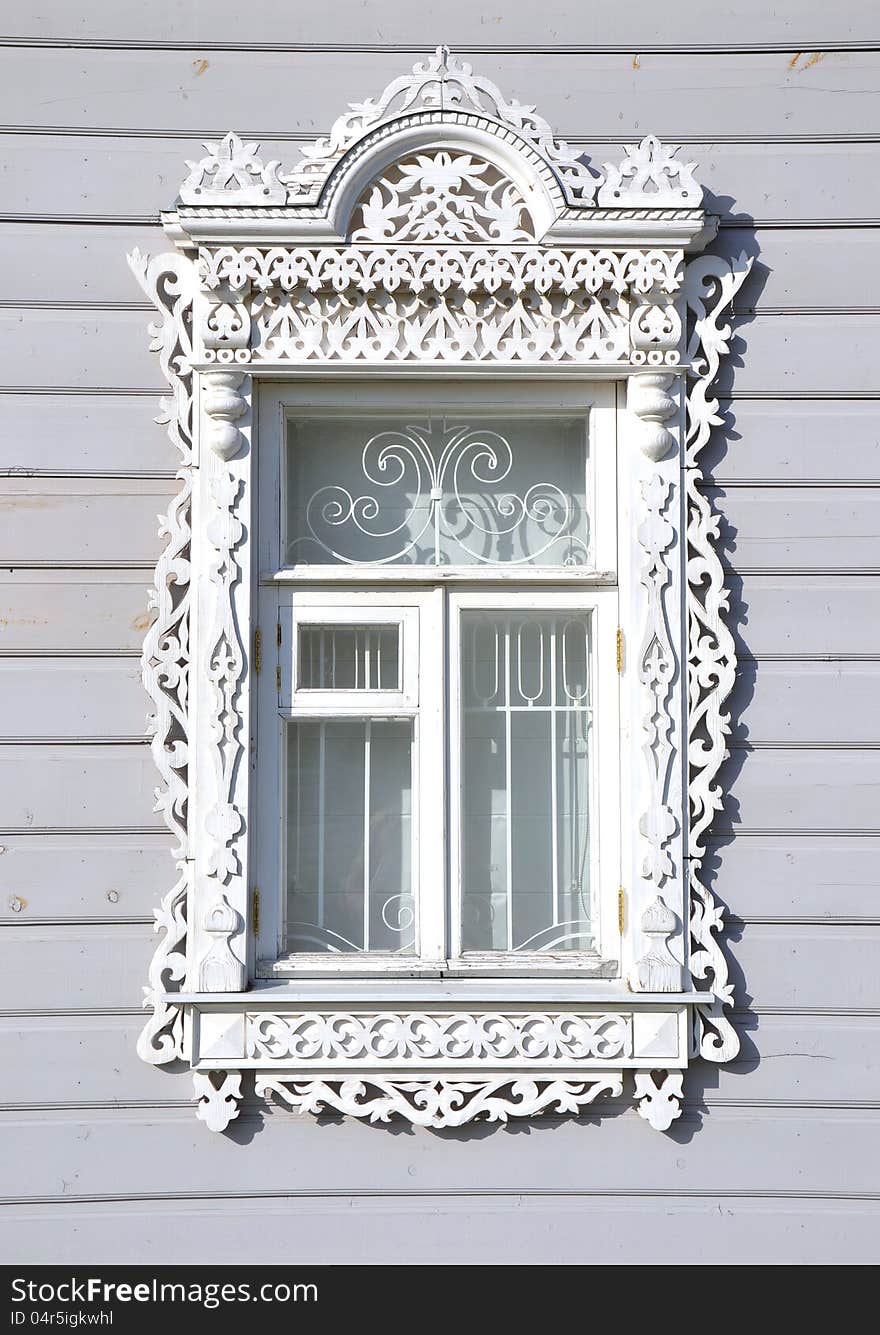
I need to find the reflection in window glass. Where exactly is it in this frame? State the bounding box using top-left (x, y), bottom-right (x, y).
top-left (285, 719), bottom-right (414, 954)
top-left (460, 611), bottom-right (594, 952)
top-left (286, 414), bottom-right (590, 567)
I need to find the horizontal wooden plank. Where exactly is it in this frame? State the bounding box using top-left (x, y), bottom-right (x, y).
top-left (704, 399), bottom-right (880, 481)
top-left (730, 660), bottom-right (880, 745)
top-left (3, 1102), bottom-right (880, 1200)
top-left (3, 1193), bottom-right (877, 1266)
top-left (4, 1011), bottom-right (876, 1108)
top-left (709, 834), bottom-right (880, 920)
top-left (0, 658), bottom-right (150, 739)
top-left (711, 485), bottom-right (880, 570)
top-left (729, 576), bottom-right (880, 656)
top-left (0, 571), bottom-right (153, 652)
top-left (723, 227), bottom-right (880, 310)
top-left (0, 392), bottom-right (177, 475)
top-left (3, 135), bottom-right (880, 224)
top-left (3, 50), bottom-right (877, 138)
top-left (2, 306), bottom-right (877, 394)
top-left (0, 833), bottom-right (174, 922)
top-left (0, 744), bottom-right (164, 831)
top-left (718, 1013), bottom-right (880, 1103)
top-left (719, 747), bottom-right (880, 832)
top-left (0, 222), bottom-right (162, 305)
top-left (3, 1), bottom-right (875, 47)
top-left (0, 309), bottom-right (161, 390)
top-left (1, 921), bottom-right (876, 1011)
top-left (0, 477), bottom-right (176, 563)
top-left (715, 313), bottom-right (880, 396)
top-left (1, 924), bottom-right (152, 1009)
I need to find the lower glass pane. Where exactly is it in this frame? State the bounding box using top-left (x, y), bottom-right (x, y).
top-left (285, 718), bottom-right (415, 954)
top-left (460, 611), bottom-right (594, 952)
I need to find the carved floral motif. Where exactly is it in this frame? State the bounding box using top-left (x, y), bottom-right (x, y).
top-left (283, 46), bottom-right (599, 205)
top-left (180, 133), bottom-right (285, 205)
top-left (350, 150), bottom-right (535, 244)
top-left (131, 47), bottom-right (749, 1126)
top-left (683, 251), bottom-right (753, 1062)
top-left (599, 136), bottom-right (701, 208)
top-left (255, 1074), bottom-right (623, 1127)
top-left (200, 245), bottom-right (684, 298)
top-left (637, 474), bottom-right (678, 888)
top-left (247, 1012), bottom-right (632, 1063)
top-left (127, 248), bottom-right (195, 1064)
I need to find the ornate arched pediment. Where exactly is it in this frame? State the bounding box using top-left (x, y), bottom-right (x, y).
top-left (131, 45), bottom-right (751, 1135)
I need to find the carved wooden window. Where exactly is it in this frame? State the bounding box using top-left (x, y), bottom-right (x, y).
top-left (131, 47), bottom-right (750, 1133)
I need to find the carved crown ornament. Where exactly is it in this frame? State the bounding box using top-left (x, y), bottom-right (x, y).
top-left (129, 47), bottom-right (751, 1134)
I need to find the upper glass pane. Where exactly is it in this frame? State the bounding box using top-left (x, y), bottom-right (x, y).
top-left (298, 623), bottom-right (400, 691)
top-left (285, 412), bottom-right (590, 567)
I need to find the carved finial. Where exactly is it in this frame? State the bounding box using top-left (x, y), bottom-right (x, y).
top-left (598, 135), bottom-right (702, 208)
top-left (197, 893), bottom-right (246, 992)
top-left (179, 131), bottom-right (286, 205)
top-left (631, 896), bottom-right (683, 993)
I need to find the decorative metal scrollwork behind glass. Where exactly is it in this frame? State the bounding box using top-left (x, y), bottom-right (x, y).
top-left (286, 415), bottom-right (591, 567)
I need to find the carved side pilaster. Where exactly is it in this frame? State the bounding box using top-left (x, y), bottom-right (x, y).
top-left (683, 250), bottom-right (753, 1061)
top-left (203, 371), bottom-right (248, 460)
top-left (636, 475), bottom-right (678, 889)
top-left (128, 249), bottom-right (196, 1064)
top-left (628, 373), bottom-right (678, 461)
top-left (179, 365), bottom-right (254, 996)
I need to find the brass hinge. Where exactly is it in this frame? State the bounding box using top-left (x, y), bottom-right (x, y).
top-left (253, 626), bottom-right (262, 675)
top-left (616, 626), bottom-right (624, 674)
top-left (276, 665), bottom-right (282, 694)
top-left (277, 621), bottom-right (282, 647)
top-left (618, 885), bottom-right (626, 935)
top-left (252, 887), bottom-right (260, 935)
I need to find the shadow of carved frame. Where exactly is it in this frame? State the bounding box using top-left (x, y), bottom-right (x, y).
top-left (129, 47), bottom-right (751, 1134)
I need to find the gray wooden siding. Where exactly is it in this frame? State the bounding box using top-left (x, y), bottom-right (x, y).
top-left (1, 6), bottom-right (878, 1263)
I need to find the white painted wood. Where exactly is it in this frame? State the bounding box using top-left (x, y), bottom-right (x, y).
top-left (0, 744), bottom-right (164, 830)
top-left (0, 393), bottom-right (178, 475)
top-left (3, 3), bottom-right (878, 1257)
top-left (729, 577), bottom-right (880, 656)
top-left (0, 834), bottom-right (174, 922)
top-left (7, 138), bottom-right (880, 226)
top-left (730, 661), bottom-right (880, 744)
top-left (719, 748), bottom-right (880, 833)
top-left (3, 924), bottom-right (154, 1009)
top-left (710, 835), bottom-right (880, 920)
top-left (0, 478), bottom-right (176, 564)
top-left (711, 485), bottom-right (880, 570)
top-left (8, 307), bottom-right (880, 393)
top-left (4, 49), bottom-right (878, 137)
top-left (5, 1103), bottom-right (880, 1198)
top-left (5, 0), bottom-right (875, 45)
top-left (2, 1195), bottom-right (877, 1266)
top-left (703, 400), bottom-right (880, 483)
top-left (0, 572), bottom-right (153, 653)
top-left (13, 222), bottom-right (880, 311)
top-left (0, 658), bottom-right (149, 739)
top-left (6, 1012), bottom-right (877, 1108)
top-left (8, 920), bottom-right (873, 1013)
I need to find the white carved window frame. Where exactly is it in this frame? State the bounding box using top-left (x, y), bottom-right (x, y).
top-left (130, 47), bottom-right (751, 1134)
